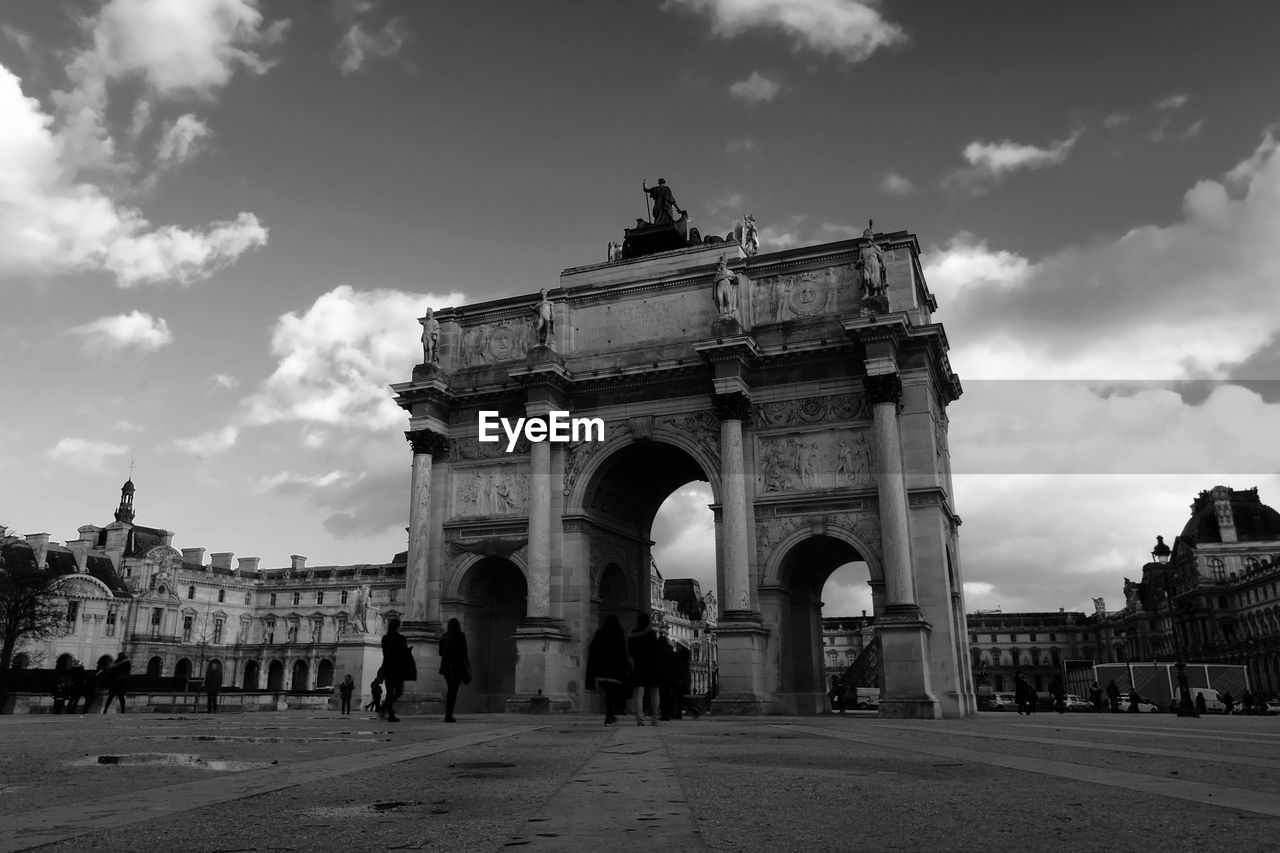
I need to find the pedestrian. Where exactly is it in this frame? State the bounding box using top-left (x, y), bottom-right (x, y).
top-left (828, 675), bottom-right (844, 714)
top-left (1050, 673), bottom-right (1066, 714)
top-left (1014, 672), bottom-right (1029, 715)
top-left (627, 612), bottom-right (662, 726)
top-left (1089, 681), bottom-right (1104, 713)
top-left (365, 678), bottom-right (383, 713)
top-left (51, 670), bottom-right (72, 715)
top-left (1127, 688), bottom-right (1141, 712)
top-left (657, 632), bottom-right (679, 721)
top-left (674, 642), bottom-right (701, 719)
top-left (339, 674), bottom-right (355, 715)
top-left (101, 652), bottom-right (131, 714)
top-left (1195, 692), bottom-right (1207, 715)
top-left (65, 662), bottom-right (87, 714)
top-left (378, 617), bottom-right (416, 723)
top-left (438, 617), bottom-right (470, 723)
top-left (205, 661), bottom-right (223, 714)
top-left (1241, 689), bottom-right (1254, 716)
top-left (585, 614), bottom-right (631, 726)
top-left (1222, 691), bottom-right (1235, 715)
top-left (1106, 679), bottom-right (1121, 713)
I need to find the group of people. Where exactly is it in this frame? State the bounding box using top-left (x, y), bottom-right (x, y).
top-left (585, 612), bottom-right (703, 726)
top-left (364, 616), bottom-right (470, 723)
top-left (50, 652), bottom-right (132, 715)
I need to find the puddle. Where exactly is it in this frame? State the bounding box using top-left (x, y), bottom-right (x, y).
top-left (75, 753), bottom-right (268, 772)
top-left (302, 801), bottom-right (427, 819)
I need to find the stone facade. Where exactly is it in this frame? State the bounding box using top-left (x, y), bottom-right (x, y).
top-left (392, 228), bottom-right (974, 717)
top-left (966, 611), bottom-right (1094, 695)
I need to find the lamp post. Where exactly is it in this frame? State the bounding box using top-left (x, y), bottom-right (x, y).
top-left (1150, 536), bottom-right (1198, 718)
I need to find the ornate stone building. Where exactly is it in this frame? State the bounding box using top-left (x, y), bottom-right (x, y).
top-left (966, 611), bottom-right (1094, 694)
top-left (391, 218), bottom-right (974, 717)
top-left (5, 481), bottom-right (405, 695)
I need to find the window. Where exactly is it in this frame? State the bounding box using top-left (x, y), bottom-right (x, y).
top-left (269, 593), bottom-right (277, 606)
top-left (245, 592), bottom-right (252, 605)
top-left (1029, 634), bottom-right (1037, 642)
top-left (292, 592), bottom-right (300, 606)
top-left (187, 585), bottom-right (196, 600)
top-left (287, 622), bottom-right (298, 643)
top-left (990, 634), bottom-right (997, 643)
top-left (1009, 634), bottom-right (1017, 643)
top-left (1048, 634), bottom-right (1056, 642)
top-left (1245, 556), bottom-right (1260, 571)
top-left (217, 589), bottom-right (225, 603)
top-left (1050, 648), bottom-right (1060, 666)
top-left (341, 590), bottom-right (349, 604)
top-left (265, 620), bottom-right (276, 644)
top-left (66, 600), bottom-right (79, 625)
top-left (106, 607), bottom-right (117, 637)
top-left (337, 617), bottom-right (348, 636)
top-left (213, 619), bottom-right (224, 644)
top-left (149, 574), bottom-right (157, 590)
top-left (1208, 557), bottom-right (1226, 582)
top-left (390, 588), bottom-right (398, 603)
top-left (183, 615), bottom-right (193, 642)
top-left (125, 566), bottom-right (132, 578)
top-left (317, 591), bottom-right (325, 605)
top-left (311, 618), bottom-right (323, 642)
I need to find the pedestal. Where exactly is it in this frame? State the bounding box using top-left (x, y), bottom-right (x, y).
top-left (335, 635), bottom-right (387, 711)
top-left (505, 622), bottom-right (574, 713)
top-left (390, 620), bottom-right (443, 716)
top-left (710, 620), bottom-right (771, 715)
top-left (876, 605), bottom-right (940, 719)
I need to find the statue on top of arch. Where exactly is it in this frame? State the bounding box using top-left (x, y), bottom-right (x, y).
top-left (855, 219), bottom-right (888, 313)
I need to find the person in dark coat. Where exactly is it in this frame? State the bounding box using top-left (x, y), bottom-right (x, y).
top-left (1013, 672), bottom-right (1029, 716)
top-left (1089, 681), bottom-right (1104, 713)
top-left (673, 642), bottom-right (701, 719)
top-left (365, 678), bottom-right (383, 713)
top-left (205, 661), bottom-right (223, 713)
top-left (627, 613), bottom-right (662, 726)
top-left (585, 614), bottom-right (631, 726)
top-left (339, 675), bottom-right (355, 715)
top-left (1050, 673), bottom-right (1066, 714)
top-left (51, 670), bottom-right (72, 714)
top-left (657, 633), bottom-right (681, 721)
top-left (1106, 679), bottom-right (1121, 713)
top-left (438, 618), bottom-right (470, 723)
top-left (1127, 688), bottom-right (1142, 712)
top-left (1195, 691), bottom-right (1208, 715)
top-left (379, 618), bottom-right (416, 723)
top-left (64, 662), bottom-right (87, 714)
top-left (101, 652), bottom-right (131, 714)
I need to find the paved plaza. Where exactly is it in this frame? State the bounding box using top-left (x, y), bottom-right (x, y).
top-left (2, 710), bottom-right (1278, 852)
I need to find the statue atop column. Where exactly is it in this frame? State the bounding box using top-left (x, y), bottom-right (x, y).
top-left (855, 219), bottom-right (888, 313)
top-left (533, 287), bottom-right (555, 346)
top-left (643, 178), bottom-right (684, 227)
top-left (421, 308), bottom-right (441, 365)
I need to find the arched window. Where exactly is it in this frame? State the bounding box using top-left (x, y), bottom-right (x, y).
top-left (187, 585), bottom-right (195, 599)
top-left (217, 589), bottom-right (225, 603)
top-left (1208, 557), bottom-right (1226, 582)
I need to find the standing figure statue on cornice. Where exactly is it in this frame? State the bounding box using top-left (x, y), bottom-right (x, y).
top-left (713, 255), bottom-right (738, 321)
top-left (856, 219), bottom-right (887, 300)
top-left (534, 287), bottom-right (555, 346)
top-left (422, 308), bottom-right (441, 365)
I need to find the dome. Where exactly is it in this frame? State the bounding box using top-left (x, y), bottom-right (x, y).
top-left (122, 478), bottom-right (136, 494)
top-left (1180, 486), bottom-right (1280, 544)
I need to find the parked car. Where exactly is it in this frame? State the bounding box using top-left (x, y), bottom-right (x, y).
top-left (981, 692), bottom-right (1018, 711)
top-left (1264, 698), bottom-right (1280, 716)
top-left (1063, 694), bottom-right (1094, 712)
top-left (1124, 697), bottom-right (1160, 713)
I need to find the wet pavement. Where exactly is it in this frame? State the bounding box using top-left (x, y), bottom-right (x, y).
top-left (1, 709), bottom-right (1278, 851)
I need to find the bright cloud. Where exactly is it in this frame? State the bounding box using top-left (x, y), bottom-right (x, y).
top-left (254, 470), bottom-right (358, 494)
top-left (955, 130), bottom-right (1082, 184)
top-left (72, 310), bottom-right (173, 354)
top-left (728, 71), bottom-right (781, 105)
top-left (172, 425), bottom-right (240, 456)
top-left (45, 438), bottom-right (128, 471)
top-left (1154, 93), bottom-right (1189, 111)
top-left (926, 130), bottom-right (1280, 381)
top-left (206, 373), bottom-right (240, 391)
top-left (668, 0), bottom-right (905, 62)
top-left (244, 285), bottom-right (467, 430)
top-left (726, 138), bottom-right (759, 157)
top-left (334, 0), bottom-right (408, 75)
top-left (156, 114), bottom-right (211, 171)
top-left (879, 170), bottom-right (913, 195)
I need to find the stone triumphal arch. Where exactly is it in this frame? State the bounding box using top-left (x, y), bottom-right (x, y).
top-left (392, 224), bottom-right (974, 718)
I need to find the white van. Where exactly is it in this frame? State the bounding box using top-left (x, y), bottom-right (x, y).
top-left (1186, 687), bottom-right (1226, 713)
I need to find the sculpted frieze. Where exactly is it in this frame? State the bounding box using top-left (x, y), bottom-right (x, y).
top-left (451, 465), bottom-right (529, 519)
top-left (749, 263), bottom-right (856, 324)
top-left (654, 411), bottom-right (720, 467)
top-left (753, 393), bottom-right (868, 429)
top-left (458, 318), bottom-right (532, 367)
top-left (451, 434), bottom-right (530, 461)
top-left (756, 429), bottom-right (871, 494)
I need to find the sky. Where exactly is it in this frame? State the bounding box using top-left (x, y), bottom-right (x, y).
top-left (3, 0), bottom-right (1280, 620)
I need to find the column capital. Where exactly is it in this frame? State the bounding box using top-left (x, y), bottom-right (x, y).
top-left (863, 373), bottom-right (902, 407)
top-left (712, 391), bottom-right (753, 425)
top-left (405, 428), bottom-right (449, 458)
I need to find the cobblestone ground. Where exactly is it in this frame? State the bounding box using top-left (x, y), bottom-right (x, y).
top-left (2, 709), bottom-right (1278, 852)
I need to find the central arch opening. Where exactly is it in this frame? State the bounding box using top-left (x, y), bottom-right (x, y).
top-left (456, 556), bottom-right (526, 713)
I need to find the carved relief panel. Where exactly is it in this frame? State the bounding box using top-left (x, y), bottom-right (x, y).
top-left (458, 318), bottom-right (532, 367)
top-left (748, 263), bottom-right (859, 324)
top-left (756, 428), bottom-right (872, 493)
top-left (450, 464), bottom-right (530, 518)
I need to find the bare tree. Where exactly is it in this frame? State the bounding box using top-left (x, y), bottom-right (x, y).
top-left (0, 525), bottom-right (66, 679)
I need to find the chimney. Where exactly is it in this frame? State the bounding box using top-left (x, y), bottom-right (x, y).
top-left (290, 555), bottom-right (307, 572)
top-left (182, 547), bottom-right (206, 568)
top-left (238, 557), bottom-right (260, 574)
top-left (68, 540), bottom-right (89, 573)
top-left (78, 525), bottom-right (101, 546)
top-left (161, 530), bottom-right (174, 548)
top-left (210, 552), bottom-right (234, 571)
top-left (25, 533), bottom-right (50, 569)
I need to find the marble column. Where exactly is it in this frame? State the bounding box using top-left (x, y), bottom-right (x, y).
top-left (404, 429), bottom-right (448, 624)
top-left (865, 373), bottom-right (915, 607)
top-left (712, 392), bottom-right (753, 618)
top-left (527, 421), bottom-right (552, 621)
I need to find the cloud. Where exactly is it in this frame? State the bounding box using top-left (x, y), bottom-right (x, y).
top-left (1102, 112), bottom-right (1130, 129)
top-left (725, 138), bottom-right (760, 158)
top-left (172, 425), bottom-right (239, 456)
top-left (334, 0), bottom-right (408, 75)
top-left (950, 130), bottom-right (1082, 188)
top-left (254, 470), bottom-right (358, 494)
top-left (206, 373), bottom-right (240, 391)
top-left (728, 71), bottom-right (781, 105)
top-left (1154, 93), bottom-right (1189, 111)
top-left (926, 129), bottom-right (1280, 382)
top-left (757, 216), bottom-right (861, 250)
top-left (1181, 119), bottom-right (1204, 140)
top-left (667, 0), bottom-right (905, 63)
top-left (72, 310), bottom-right (173, 354)
top-left (243, 285), bottom-right (467, 431)
top-left (45, 437), bottom-right (128, 471)
top-left (155, 114), bottom-right (211, 171)
top-left (0, 0), bottom-right (277, 287)
top-left (879, 170), bottom-right (912, 195)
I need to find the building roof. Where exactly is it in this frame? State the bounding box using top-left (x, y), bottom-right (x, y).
top-left (1181, 487), bottom-right (1280, 544)
top-left (0, 541), bottom-right (130, 595)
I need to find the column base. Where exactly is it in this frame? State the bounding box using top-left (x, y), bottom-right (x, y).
top-left (877, 604), bottom-right (941, 719)
top-left (711, 620), bottom-right (771, 715)
top-left (507, 622), bottom-right (574, 714)
top-left (394, 623), bottom-right (442, 717)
